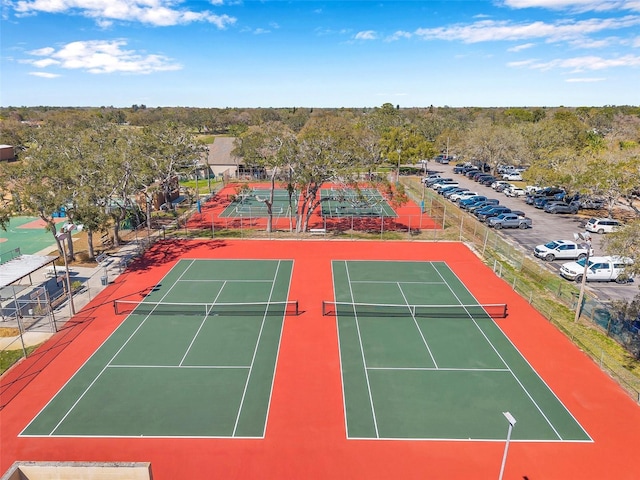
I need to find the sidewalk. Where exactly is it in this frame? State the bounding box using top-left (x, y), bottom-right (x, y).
top-left (0, 241), bottom-right (143, 350)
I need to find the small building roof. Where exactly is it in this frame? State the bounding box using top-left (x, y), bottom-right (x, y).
top-left (0, 254), bottom-right (58, 290)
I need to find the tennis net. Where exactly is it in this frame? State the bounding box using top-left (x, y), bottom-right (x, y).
top-left (114, 299), bottom-right (299, 316)
top-left (322, 301), bottom-right (508, 319)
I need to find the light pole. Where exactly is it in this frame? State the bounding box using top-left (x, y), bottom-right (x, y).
top-left (55, 223), bottom-right (81, 317)
top-left (498, 411), bottom-right (517, 480)
top-left (573, 232), bottom-right (592, 323)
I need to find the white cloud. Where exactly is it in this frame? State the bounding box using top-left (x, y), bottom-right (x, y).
top-left (501, 0), bottom-right (640, 13)
top-left (12, 0), bottom-right (237, 28)
top-left (29, 71), bottom-right (61, 78)
top-left (355, 30), bottom-right (377, 41)
top-left (387, 30), bottom-right (412, 41)
top-left (24, 39), bottom-right (182, 74)
top-left (512, 54), bottom-right (640, 71)
top-left (508, 42), bottom-right (536, 51)
top-left (414, 16), bottom-right (640, 44)
top-left (31, 58), bottom-right (60, 67)
top-left (565, 77), bottom-right (607, 82)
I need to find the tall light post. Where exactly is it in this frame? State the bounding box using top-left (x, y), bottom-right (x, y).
top-left (396, 148), bottom-right (401, 185)
top-left (55, 223), bottom-right (81, 317)
top-left (573, 232), bottom-right (592, 323)
top-left (498, 411), bottom-right (517, 480)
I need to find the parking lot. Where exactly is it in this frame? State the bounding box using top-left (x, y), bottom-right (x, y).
top-left (427, 164), bottom-right (638, 304)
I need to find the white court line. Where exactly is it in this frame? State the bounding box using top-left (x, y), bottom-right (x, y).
top-left (367, 366), bottom-right (510, 372)
top-left (349, 280), bottom-right (444, 285)
top-left (178, 279), bottom-right (275, 283)
top-left (345, 261), bottom-right (380, 439)
top-left (231, 260), bottom-right (282, 438)
top-left (397, 282), bottom-right (439, 368)
top-left (432, 262), bottom-right (564, 441)
top-left (19, 258), bottom-right (198, 438)
top-left (107, 364), bottom-right (250, 369)
top-left (178, 281), bottom-right (226, 366)
top-left (48, 260), bottom-right (198, 437)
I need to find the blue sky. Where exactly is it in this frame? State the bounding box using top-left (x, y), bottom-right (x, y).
top-left (1, 1), bottom-right (639, 108)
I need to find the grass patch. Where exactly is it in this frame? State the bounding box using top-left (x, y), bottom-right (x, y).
top-left (0, 344), bottom-right (40, 375)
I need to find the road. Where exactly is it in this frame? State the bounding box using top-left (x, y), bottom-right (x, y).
top-left (427, 163), bottom-right (638, 304)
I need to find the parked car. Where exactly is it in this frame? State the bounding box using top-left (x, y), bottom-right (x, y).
top-left (579, 197), bottom-right (605, 210)
top-left (585, 217), bottom-right (621, 234)
top-left (525, 187), bottom-right (565, 204)
top-left (434, 154), bottom-right (451, 164)
top-left (459, 195), bottom-right (488, 209)
top-left (491, 180), bottom-right (511, 190)
top-left (487, 213), bottom-right (532, 229)
top-left (534, 197), bottom-right (554, 209)
top-left (560, 256), bottom-right (634, 283)
top-left (434, 181), bottom-right (459, 192)
top-left (467, 199), bottom-right (500, 212)
top-left (544, 201), bottom-right (579, 214)
top-left (443, 187), bottom-right (469, 199)
top-left (502, 173), bottom-right (523, 181)
top-left (504, 186), bottom-right (526, 197)
top-left (478, 176), bottom-right (498, 186)
top-left (534, 240), bottom-right (593, 261)
top-left (449, 190), bottom-right (477, 202)
top-left (430, 179), bottom-right (457, 189)
top-left (474, 174), bottom-right (494, 183)
top-left (494, 183), bottom-right (512, 193)
top-left (476, 206), bottom-right (512, 221)
top-left (424, 175), bottom-right (449, 186)
top-left (438, 185), bottom-right (462, 195)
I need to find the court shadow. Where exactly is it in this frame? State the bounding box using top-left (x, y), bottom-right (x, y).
top-left (126, 239), bottom-right (228, 273)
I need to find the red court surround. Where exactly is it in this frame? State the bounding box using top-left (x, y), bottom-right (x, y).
top-left (1, 239), bottom-right (639, 480)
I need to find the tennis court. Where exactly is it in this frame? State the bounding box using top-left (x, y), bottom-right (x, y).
top-left (0, 216), bottom-right (69, 256)
top-left (219, 188), bottom-right (298, 218)
top-left (330, 260), bottom-right (590, 441)
top-left (21, 258), bottom-right (295, 438)
top-left (320, 187), bottom-right (397, 217)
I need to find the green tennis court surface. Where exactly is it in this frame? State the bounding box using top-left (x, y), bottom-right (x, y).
top-left (0, 216), bottom-right (69, 256)
top-left (21, 259), bottom-right (294, 438)
top-left (220, 188), bottom-right (298, 217)
top-left (320, 188), bottom-right (397, 217)
top-left (332, 260), bottom-right (590, 442)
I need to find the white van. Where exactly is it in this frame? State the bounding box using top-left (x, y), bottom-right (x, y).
top-left (585, 217), bottom-right (621, 234)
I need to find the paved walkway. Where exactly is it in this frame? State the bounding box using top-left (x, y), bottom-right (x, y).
top-left (0, 241), bottom-right (142, 350)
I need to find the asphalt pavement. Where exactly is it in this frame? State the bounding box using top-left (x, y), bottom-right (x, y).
top-left (427, 163), bottom-right (638, 304)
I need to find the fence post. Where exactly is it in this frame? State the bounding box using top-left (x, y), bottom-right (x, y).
top-left (442, 203), bottom-right (447, 229)
top-left (482, 229), bottom-right (489, 257)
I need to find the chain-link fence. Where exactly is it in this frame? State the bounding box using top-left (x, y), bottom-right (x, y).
top-left (3, 179), bottom-right (639, 401)
top-left (401, 178), bottom-right (640, 401)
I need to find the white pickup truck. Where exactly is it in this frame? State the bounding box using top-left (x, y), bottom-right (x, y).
top-left (534, 240), bottom-right (593, 261)
top-left (560, 256), bottom-right (634, 283)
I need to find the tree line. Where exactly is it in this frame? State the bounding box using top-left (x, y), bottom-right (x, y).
top-left (1, 103), bottom-right (639, 269)
top-left (0, 119), bottom-right (203, 260)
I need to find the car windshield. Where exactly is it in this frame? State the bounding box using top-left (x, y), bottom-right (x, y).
top-left (576, 258), bottom-right (595, 267)
top-left (544, 241), bottom-right (560, 249)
